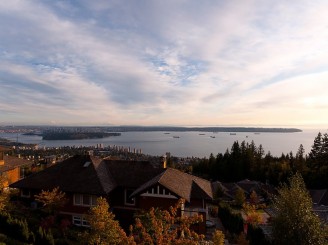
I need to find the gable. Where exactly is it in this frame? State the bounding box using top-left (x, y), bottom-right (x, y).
top-left (131, 168), bottom-right (213, 202)
top-left (139, 183), bottom-right (179, 200)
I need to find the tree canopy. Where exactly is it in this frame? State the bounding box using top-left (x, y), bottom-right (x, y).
top-left (34, 187), bottom-right (67, 214)
top-left (271, 173), bottom-right (326, 245)
top-left (83, 197), bottom-right (134, 245)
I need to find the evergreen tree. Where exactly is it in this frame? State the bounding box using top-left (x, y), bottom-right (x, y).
top-left (308, 132), bottom-right (323, 169)
top-left (234, 188), bottom-right (246, 207)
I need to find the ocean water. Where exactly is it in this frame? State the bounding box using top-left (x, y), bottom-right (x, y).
top-left (0, 129), bottom-right (325, 158)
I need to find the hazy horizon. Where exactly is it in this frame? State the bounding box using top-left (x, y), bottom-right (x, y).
top-left (1, 1), bottom-right (328, 127)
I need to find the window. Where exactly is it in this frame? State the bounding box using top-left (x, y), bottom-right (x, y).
top-left (73, 194), bottom-right (97, 207)
top-left (74, 194), bottom-right (82, 205)
top-left (91, 196), bottom-right (97, 206)
top-left (124, 189), bottom-right (135, 206)
top-left (72, 216), bottom-right (90, 227)
top-left (21, 189), bottom-right (30, 198)
top-left (72, 216), bottom-right (81, 226)
top-left (83, 194), bottom-right (90, 205)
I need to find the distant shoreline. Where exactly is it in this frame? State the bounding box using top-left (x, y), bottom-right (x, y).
top-left (3, 126), bottom-right (302, 136)
top-left (106, 126), bottom-right (302, 133)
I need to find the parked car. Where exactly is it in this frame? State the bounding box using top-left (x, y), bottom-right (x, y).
top-left (206, 220), bottom-right (215, 228)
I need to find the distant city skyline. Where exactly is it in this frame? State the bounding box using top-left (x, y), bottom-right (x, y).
top-left (1, 1), bottom-right (328, 128)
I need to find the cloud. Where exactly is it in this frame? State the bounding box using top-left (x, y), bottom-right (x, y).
top-left (0, 0), bottom-right (328, 126)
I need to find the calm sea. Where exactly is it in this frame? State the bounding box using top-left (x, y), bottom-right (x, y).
top-left (0, 129), bottom-right (325, 158)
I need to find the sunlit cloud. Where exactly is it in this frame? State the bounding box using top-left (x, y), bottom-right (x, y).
top-left (0, 0), bottom-right (328, 127)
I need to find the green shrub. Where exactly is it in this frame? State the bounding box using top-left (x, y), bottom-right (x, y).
top-left (218, 203), bottom-right (243, 234)
top-left (35, 226), bottom-right (55, 245)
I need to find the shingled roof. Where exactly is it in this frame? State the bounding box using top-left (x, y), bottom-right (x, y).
top-left (10, 156), bottom-right (213, 203)
top-left (131, 168), bottom-right (213, 202)
top-left (102, 159), bottom-right (164, 188)
top-left (10, 155), bottom-right (106, 195)
top-left (0, 155), bottom-right (33, 173)
top-left (10, 156), bottom-right (165, 196)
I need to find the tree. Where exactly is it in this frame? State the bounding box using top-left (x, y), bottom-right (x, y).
top-left (234, 188), bottom-right (246, 207)
top-left (132, 199), bottom-right (204, 244)
top-left (272, 173), bottom-right (326, 245)
top-left (242, 203), bottom-right (262, 226)
top-left (212, 229), bottom-right (225, 245)
top-left (249, 190), bottom-right (259, 205)
top-left (0, 175), bottom-right (9, 214)
top-left (308, 132), bottom-right (323, 169)
top-left (35, 187), bottom-right (67, 215)
top-left (84, 197), bottom-right (133, 245)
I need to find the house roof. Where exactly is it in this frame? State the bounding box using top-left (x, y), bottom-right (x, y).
top-left (10, 155), bottom-right (106, 195)
top-left (318, 190), bottom-right (328, 206)
top-left (309, 189), bottom-right (327, 205)
top-left (0, 146), bottom-right (11, 152)
top-left (102, 159), bottom-right (164, 188)
top-left (236, 179), bottom-right (260, 194)
top-left (131, 168), bottom-right (213, 202)
top-left (10, 155), bottom-right (213, 202)
top-left (0, 156), bottom-right (32, 173)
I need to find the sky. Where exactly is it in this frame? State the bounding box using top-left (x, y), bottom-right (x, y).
top-left (1, 0), bottom-right (328, 128)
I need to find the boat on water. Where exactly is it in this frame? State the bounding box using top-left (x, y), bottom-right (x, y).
top-left (173, 136), bottom-right (180, 138)
top-left (210, 136), bottom-right (215, 138)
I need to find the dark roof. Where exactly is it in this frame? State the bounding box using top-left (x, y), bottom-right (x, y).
top-left (131, 168), bottom-right (213, 202)
top-left (10, 156), bottom-right (213, 202)
top-left (102, 159), bottom-right (164, 188)
top-left (211, 181), bottom-right (234, 200)
top-left (10, 155), bottom-right (106, 195)
top-left (0, 156), bottom-right (32, 173)
top-left (309, 189), bottom-right (327, 205)
top-left (236, 179), bottom-right (260, 194)
top-left (319, 190), bottom-right (328, 206)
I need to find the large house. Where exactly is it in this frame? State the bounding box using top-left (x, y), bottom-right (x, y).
top-left (10, 154), bottom-right (213, 233)
top-left (0, 146), bottom-right (32, 188)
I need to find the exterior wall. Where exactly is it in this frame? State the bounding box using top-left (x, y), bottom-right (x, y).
top-left (6, 168), bottom-right (20, 186)
top-left (59, 193), bottom-right (92, 215)
top-left (1, 167), bottom-right (20, 188)
top-left (0, 151), bottom-right (4, 165)
top-left (138, 195), bottom-right (179, 210)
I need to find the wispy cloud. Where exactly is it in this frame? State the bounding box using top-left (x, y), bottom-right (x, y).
top-left (0, 0), bottom-right (327, 126)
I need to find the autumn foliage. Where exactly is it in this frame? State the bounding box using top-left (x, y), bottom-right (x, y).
top-left (131, 199), bottom-right (204, 244)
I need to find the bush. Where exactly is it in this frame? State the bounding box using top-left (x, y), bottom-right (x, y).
top-left (218, 203), bottom-right (243, 234)
top-left (0, 233), bottom-right (7, 242)
top-left (35, 226), bottom-right (55, 245)
top-left (247, 224), bottom-right (271, 245)
top-left (0, 213), bottom-right (33, 242)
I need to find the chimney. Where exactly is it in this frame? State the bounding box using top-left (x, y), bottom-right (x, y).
top-left (160, 155), bottom-right (167, 169)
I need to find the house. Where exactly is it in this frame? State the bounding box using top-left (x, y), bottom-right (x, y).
top-left (10, 154), bottom-right (213, 233)
top-left (0, 146), bottom-right (32, 188)
top-left (309, 189), bottom-right (328, 225)
top-left (212, 179), bottom-right (277, 204)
